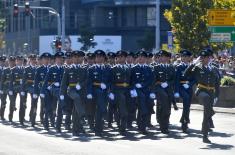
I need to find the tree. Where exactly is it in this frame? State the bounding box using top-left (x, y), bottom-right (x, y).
top-left (77, 25), bottom-right (97, 51)
top-left (137, 30), bottom-right (155, 51)
top-left (164, 0), bottom-right (235, 54)
top-left (0, 1), bottom-right (6, 49)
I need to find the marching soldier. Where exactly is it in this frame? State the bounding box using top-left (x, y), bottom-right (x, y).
top-left (60, 50), bottom-right (87, 136)
top-left (32, 52), bottom-right (52, 126)
top-left (41, 52), bottom-right (64, 132)
top-left (84, 52), bottom-right (96, 130)
top-left (109, 50), bottom-right (131, 135)
top-left (146, 52), bottom-right (155, 128)
top-left (107, 52), bottom-right (118, 128)
top-left (0, 56), bottom-right (14, 120)
top-left (63, 51), bottom-right (74, 131)
top-left (8, 56), bottom-right (25, 124)
top-left (151, 50), bottom-right (175, 134)
top-left (21, 54), bottom-right (37, 126)
top-left (184, 49), bottom-right (220, 143)
top-left (126, 52), bottom-right (137, 129)
top-left (174, 50), bottom-right (195, 133)
top-left (131, 51), bottom-right (153, 134)
top-left (87, 50), bottom-right (111, 136)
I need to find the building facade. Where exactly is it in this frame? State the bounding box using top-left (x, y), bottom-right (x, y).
top-left (4, 0), bottom-right (172, 55)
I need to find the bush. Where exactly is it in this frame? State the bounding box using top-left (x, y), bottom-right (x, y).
top-left (221, 76), bottom-right (235, 86)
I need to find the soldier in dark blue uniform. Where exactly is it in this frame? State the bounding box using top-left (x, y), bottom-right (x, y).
top-left (109, 50), bottom-right (131, 135)
top-left (87, 50), bottom-right (111, 136)
top-left (8, 56), bottom-right (25, 124)
top-left (63, 51), bottom-right (74, 131)
top-left (184, 49), bottom-right (220, 143)
top-left (146, 52), bottom-right (155, 128)
top-left (0, 56), bottom-right (13, 120)
top-left (126, 52), bottom-right (137, 129)
top-left (32, 53), bottom-right (52, 126)
top-left (107, 52), bottom-right (119, 128)
top-left (151, 50), bottom-right (175, 134)
top-left (174, 50), bottom-right (195, 133)
top-left (21, 54), bottom-right (37, 126)
top-left (131, 51), bottom-right (153, 134)
top-left (84, 52), bottom-right (96, 131)
top-left (60, 50), bottom-right (87, 136)
top-left (41, 52), bottom-right (64, 132)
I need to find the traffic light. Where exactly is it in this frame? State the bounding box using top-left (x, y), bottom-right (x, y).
top-left (25, 2), bottom-right (31, 16)
top-left (13, 4), bottom-right (19, 17)
top-left (55, 38), bottom-right (62, 50)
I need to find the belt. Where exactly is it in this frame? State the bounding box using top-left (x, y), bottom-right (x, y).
top-left (180, 81), bottom-right (189, 84)
top-left (15, 79), bottom-right (21, 82)
top-left (198, 83), bottom-right (215, 91)
top-left (69, 83), bottom-right (77, 87)
top-left (155, 81), bottom-right (162, 85)
top-left (115, 82), bottom-right (129, 87)
top-left (27, 80), bottom-right (34, 83)
top-left (93, 82), bottom-right (101, 86)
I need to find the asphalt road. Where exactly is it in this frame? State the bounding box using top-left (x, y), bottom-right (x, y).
top-left (0, 99), bottom-right (234, 155)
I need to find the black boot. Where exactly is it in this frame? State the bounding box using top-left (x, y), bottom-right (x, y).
top-left (9, 113), bottom-right (13, 122)
top-left (203, 135), bottom-right (211, 143)
top-left (182, 123), bottom-right (188, 133)
top-left (0, 107), bottom-right (5, 120)
top-left (173, 104), bottom-right (179, 111)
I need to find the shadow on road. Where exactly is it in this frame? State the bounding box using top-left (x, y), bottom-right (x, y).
top-left (0, 119), bottom-right (234, 147)
top-left (200, 142), bottom-right (234, 150)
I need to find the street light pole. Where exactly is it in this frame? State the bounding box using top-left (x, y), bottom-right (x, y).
top-left (17, 6), bottom-right (61, 37)
top-left (156, 0), bottom-right (160, 51)
top-left (61, 0), bottom-right (65, 50)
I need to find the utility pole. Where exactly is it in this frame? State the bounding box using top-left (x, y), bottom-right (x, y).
top-left (61, 0), bottom-right (65, 50)
top-left (155, 0), bottom-right (160, 51)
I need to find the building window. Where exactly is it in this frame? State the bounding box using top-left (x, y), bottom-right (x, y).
top-left (7, 15), bottom-right (11, 32)
top-left (122, 7), bottom-right (135, 27)
top-left (147, 7), bottom-right (156, 26)
top-left (136, 7), bottom-right (147, 27)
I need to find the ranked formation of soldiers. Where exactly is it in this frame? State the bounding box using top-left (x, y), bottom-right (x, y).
top-left (0, 48), bottom-right (220, 143)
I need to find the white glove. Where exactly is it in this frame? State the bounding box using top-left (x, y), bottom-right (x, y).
top-left (161, 82), bottom-right (168, 88)
top-left (108, 93), bottom-right (115, 100)
top-left (213, 97), bottom-right (218, 106)
top-left (87, 94), bottom-right (93, 99)
top-left (149, 93), bottom-right (156, 99)
top-left (174, 92), bottom-right (180, 98)
top-left (54, 82), bottom-right (60, 87)
top-left (135, 83), bottom-right (142, 88)
top-left (47, 85), bottom-right (52, 90)
top-left (76, 84), bottom-right (81, 90)
top-left (60, 95), bottom-right (64, 100)
top-left (20, 79), bottom-right (23, 85)
top-left (130, 89), bottom-right (138, 98)
top-left (33, 94), bottom-right (38, 99)
top-left (40, 93), bottom-right (45, 98)
top-left (100, 83), bottom-right (107, 90)
top-left (0, 90), bottom-right (3, 94)
top-left (20, 92), bottom-right (26, 96)
top-left (9, 91), bottom-right (13, 96)
top-left (193, 56), bottom-right (201, 65)
top-left (183, 84), bottom-right (190, 89)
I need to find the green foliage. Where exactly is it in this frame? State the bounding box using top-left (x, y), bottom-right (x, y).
top-left (137, 30), bottom-right (155, 51)
top-left (77, 25), bottom-right (97, 51)
top-left (221, 76), bottom-right (235, 86)
top-left (164, 0), bottom-right (235, 54)
top-left (0, 1), bottom-right (5, 48)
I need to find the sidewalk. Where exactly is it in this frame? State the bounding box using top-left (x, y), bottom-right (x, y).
top-left (177, 103), bottom-right (235, 114)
